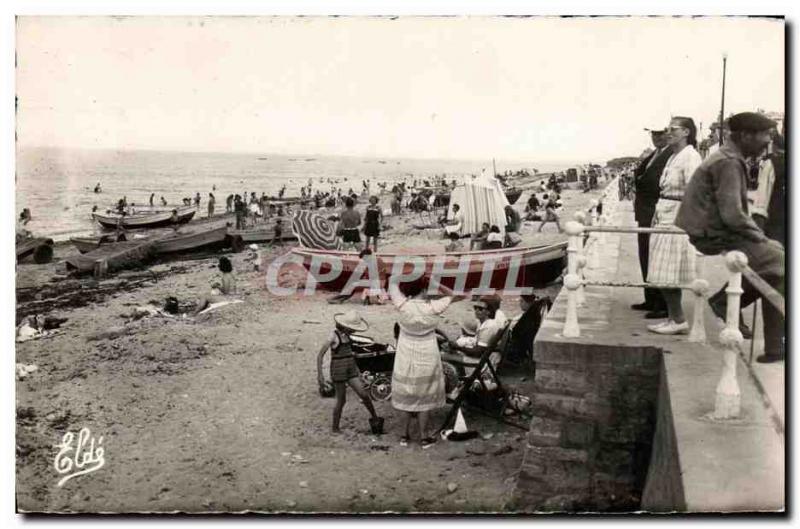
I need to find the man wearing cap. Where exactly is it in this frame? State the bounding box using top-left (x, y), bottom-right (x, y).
top-left (631, 125), bottom-right (672, 317)
top-left (675, 112), bottom-right (784, 363)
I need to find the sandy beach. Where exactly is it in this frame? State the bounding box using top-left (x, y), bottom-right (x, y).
top-left (16, 181), bottom-right (609, 513)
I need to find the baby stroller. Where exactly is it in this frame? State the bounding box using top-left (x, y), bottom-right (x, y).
top-left (349, 334), bottom-right (396, 402)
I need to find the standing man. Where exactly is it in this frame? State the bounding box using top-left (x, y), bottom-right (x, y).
top-left (631, 125), bottom-right (672, 317)
top-left (676, 112), bottom-right (784, 363)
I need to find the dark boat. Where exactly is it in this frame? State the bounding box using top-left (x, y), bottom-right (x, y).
top-left (65, 240), bottom-right (157, 276)
top-left (93, 205), bottom-right (196, 230)
top-left (291, 242), bottom-right (567, 292)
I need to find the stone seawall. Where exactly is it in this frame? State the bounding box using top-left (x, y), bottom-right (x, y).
top-left (508, 330), bottom-right (661, 511)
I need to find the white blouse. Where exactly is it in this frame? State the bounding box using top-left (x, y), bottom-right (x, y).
top-left (655, 144), bottom-right (702, 225)
top-left (389, 283), bottom-right (452, 336)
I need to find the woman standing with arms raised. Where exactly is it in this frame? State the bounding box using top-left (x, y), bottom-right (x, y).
top-left (646, 117), bottom-right (703, 335)
top-left (388, 277), bottom-right (467, 448)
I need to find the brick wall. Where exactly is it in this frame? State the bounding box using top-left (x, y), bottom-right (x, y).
top-left (508, 341), bottom-right (662, 512)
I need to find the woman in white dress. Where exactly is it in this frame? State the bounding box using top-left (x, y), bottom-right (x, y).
top-left (388, 278), bottom-right (466, 448)
top-left (647, 116), bottom-right (703, 335)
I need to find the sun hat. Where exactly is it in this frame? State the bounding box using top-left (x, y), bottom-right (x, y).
top-left (333, 310), bottom-right (369, 332)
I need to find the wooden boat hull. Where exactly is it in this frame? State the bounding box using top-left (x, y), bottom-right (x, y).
top-left (153, 226), bottom-right (231, 255)
top-left (93, 206), bottom-right (196, 230)
top-left (65, 240), bottom-right (156, 275)
top-left (16, 237), bottom-right (55, 264)
top-left (229, 228), bottom-right (297, 244)
top-left (290, 242), bottom-right (567, 292)
top-left (70, 234), bottom-right (128, 254)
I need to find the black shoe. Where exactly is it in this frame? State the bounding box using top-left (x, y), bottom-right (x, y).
top-left (645, 310), bottom-right (668, 319)
top-left (631, 302), bottom-right (652, 311)
top-left (756, 354), bottom-right (784, 364)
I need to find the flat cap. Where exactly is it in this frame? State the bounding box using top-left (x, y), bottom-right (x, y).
top-left (728, 112), bottom-right (777, 132)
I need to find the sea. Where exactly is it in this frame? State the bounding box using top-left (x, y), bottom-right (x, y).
top-left (16, 146), bottom-right (576, 241)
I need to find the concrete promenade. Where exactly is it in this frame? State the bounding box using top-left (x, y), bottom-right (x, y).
top-left (519, 198), bottom-right (784, 512)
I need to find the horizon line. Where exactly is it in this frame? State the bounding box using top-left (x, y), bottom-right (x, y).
top-left (16, 143), bottom-right (618, 167)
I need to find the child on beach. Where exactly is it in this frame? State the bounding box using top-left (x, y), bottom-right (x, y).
top-left (316, 311), bottom-right (384, 434)
top-left (269, 219), bottom-right (284, 247)
top-left (455, 318), bottom-right (479, 348)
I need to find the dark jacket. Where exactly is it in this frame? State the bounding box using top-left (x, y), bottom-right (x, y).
top-left (765, 151), bottom-right (785, 245)
top-left (675, 143), bottom-right (767, 247)
top-left (633, 147), bottom-right (672, 223)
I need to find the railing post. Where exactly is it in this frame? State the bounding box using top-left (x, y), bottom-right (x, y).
top-left (688, 254), bottom-right (707, 343)
top-left (572, 212), bottom-right (587, 305)
top-left (688, 279), bottom-right (709, 343)
top-left (714, 251), bottom-right (748, 419)
top-left (562, 220), bottom-right (585, 338)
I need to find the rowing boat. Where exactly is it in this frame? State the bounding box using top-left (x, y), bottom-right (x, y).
top-left (290, 242), bottom-right (566, 291)
top-left (153, 226), bottom-right (235, 255)
top-left (93, 205), bottom-right (196, 230)
top-left (70, 234), bottom-right (128, 254)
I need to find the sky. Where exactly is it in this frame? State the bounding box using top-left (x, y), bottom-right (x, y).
top-left (15, 16), bottom-right (784, 163)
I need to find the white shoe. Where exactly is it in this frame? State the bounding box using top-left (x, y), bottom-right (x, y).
top-left (650, 320), bottom-right (689, 335)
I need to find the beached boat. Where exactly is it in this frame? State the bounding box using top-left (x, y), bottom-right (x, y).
top-left (16, 236), bottom-right (55, 264)
top-left (504, 188), bottom-right (523, 205)
top-left (229, 222), bottom-right (297, 243)
top-left (70, 234), bottom-right (128, 254)
top-left (153, 226), bottom-right (237, 255)
top-left (93, 206), bottom-right (196, 230)
top-left (65, 240), bottom-right (157, 276)
top-left (290, 242), bottom-right (567, 292)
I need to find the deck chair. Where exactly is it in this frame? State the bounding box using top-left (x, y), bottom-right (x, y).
top-left (439, 322), bottom-right (531, 431)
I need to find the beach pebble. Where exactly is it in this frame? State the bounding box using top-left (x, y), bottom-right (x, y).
top-left (299, 481), bottom-right (308, 488)
top-left (447, 483), bottom-right (459, 494)
top-left (481, 433), bottom-right (495, 440)
top-left (286, 500), bottom-right (297, 508)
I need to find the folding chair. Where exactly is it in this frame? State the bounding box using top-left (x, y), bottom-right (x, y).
top-left (439, 322), bottom-right (531, 431)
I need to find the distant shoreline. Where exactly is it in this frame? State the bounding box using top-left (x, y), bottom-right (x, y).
top-left (16, 144), bottom-right (591, 169)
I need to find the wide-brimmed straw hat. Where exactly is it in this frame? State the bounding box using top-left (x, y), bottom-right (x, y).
top-left (333, 311), bottom-right (369, 332)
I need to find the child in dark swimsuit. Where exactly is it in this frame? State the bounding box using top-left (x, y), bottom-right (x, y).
top-left (316, 311), bottom-right (383, 434)
top-left (363, 196), bottom-right (383, 251)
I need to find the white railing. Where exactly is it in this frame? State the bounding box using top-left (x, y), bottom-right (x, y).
top-left (559, 175), bottom-right (779, 420)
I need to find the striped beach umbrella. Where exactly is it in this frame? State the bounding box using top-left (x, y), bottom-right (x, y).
top-left (292, 210), bottom-right (342, 250)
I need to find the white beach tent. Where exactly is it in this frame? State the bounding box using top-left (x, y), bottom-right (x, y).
top-left (446, 172), bottom-right (510, 236)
